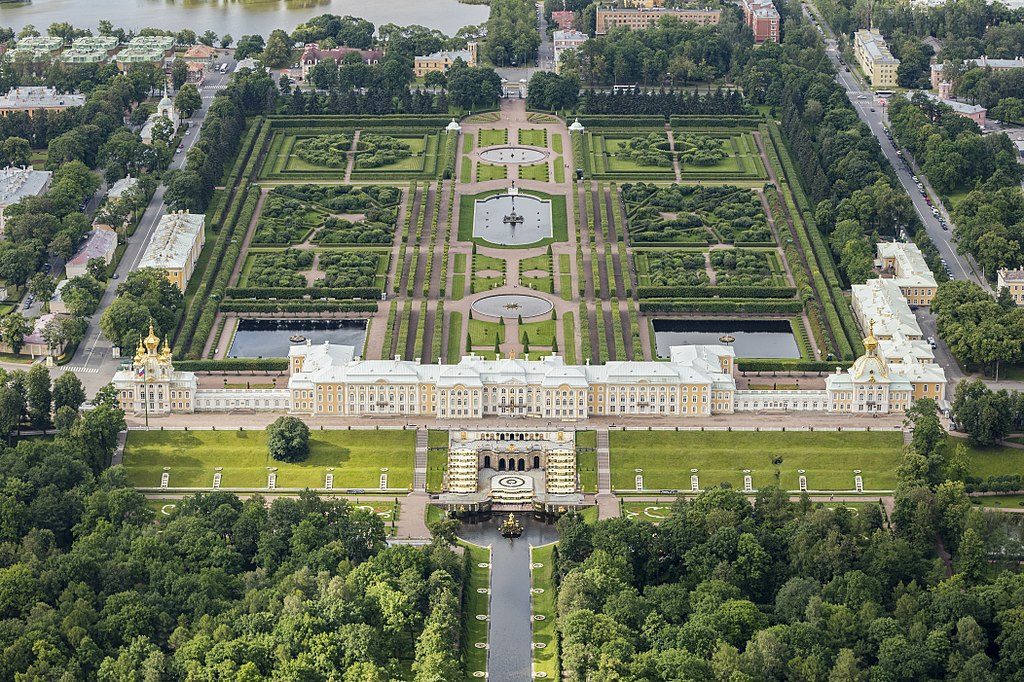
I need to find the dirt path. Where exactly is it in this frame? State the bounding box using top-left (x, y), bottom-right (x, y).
top-left (665, 123), bottom-right (682, 182)
top-left (344, 130), bottom-right (360, 183)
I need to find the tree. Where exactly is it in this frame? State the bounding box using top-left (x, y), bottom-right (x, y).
top-left (267, 416), bottom-right (310, 463)
top-left (234, 34), bottom-right (266, 61)
top-left (199, 30), bottom-right (218, 47)
top-left (175, 83), bottom-right (202, 118)
top-left (52, 372), bottom-right (85, 413)
top-left (262, 30), bottom-right (293, 69)
top-left (171, 59), bottom-right (188, 91)
top-left (0, 313), bottom-right (32, 355)
top-left (952, 379), bottom-right (1013, 446)
top-left (25, 363), bottom-right (51, 430)
top-left (0, 137), bottom-right (31, 167)
top-left (954, 528), bottom-right (985, 583)
top-left (99, 296), bottom-right (151, 351)
top-left (220, 34), bottom-right (233, 49)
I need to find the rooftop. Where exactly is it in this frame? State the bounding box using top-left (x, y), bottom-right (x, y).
top-left (67, 227), bottom-right (118, 268)
top-left (0, 86), bottom-right (86, 111)
top-left (876, 241), bottom-right (937, 288)
top-left (852, 278), bottom-right (922, 340)
top-left (107, 175), bottom-right (139, 201)
top-left (856, 29), bottom-right (899, 64)
top-left (0, 166), bottom-right (52, 207)
top-left (139, 212), bottom-right (205, 270)
top-left (416, 49), bottom-right (474, 62)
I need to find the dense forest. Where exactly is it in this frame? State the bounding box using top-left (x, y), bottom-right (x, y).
top-left (0, 431), bottom-right (467, 679)
top-left (552, 402), bottom-right (1024, 680)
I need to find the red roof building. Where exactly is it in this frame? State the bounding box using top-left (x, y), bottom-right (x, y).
top-left (300, 44), bottom-right (384, 80)
top-left (551, 11), bottom-right (576, 30)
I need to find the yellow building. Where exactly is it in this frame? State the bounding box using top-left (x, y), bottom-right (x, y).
top-left (998, 268), bottom-right (1024, 305)
top-left (414, 43), bottom-right (478, 78)
top-left (876, 241), bottom-right (937, 306)
top-left (854, 29), bottom-right (900, 90)
top-left (113, 323), bottom-right (198, 415)
top-left (595, 7), bottom-right (721, 34)
top-left (138, 211), bottom-right (205, 291)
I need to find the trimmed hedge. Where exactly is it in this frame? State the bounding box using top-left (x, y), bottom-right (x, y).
top-left (669, 115), bottom-right (762, 127)
top-left (219, 301), bottom-right (378, 313)
top-left (737, 359), bottom-right (850, 372)
top-left (578, 115), bottom-right (668, 128)
top-left (268, 115), bottom-right (454, 128)
top-left (636, 285), bottom-right (796, 300)
top-left (226, 286), bottom-right (382, 300)
top-left (175, 358), bottom-right (289, 372)
top-left (639, 300), bottom-right (804, 313)
top-left (965, 476), bottom-right (1023, 494)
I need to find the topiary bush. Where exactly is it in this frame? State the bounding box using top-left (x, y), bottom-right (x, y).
top-left (294, 134), bottom-right (351, 168)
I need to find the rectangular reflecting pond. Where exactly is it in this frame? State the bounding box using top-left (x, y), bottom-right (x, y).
top-left (653, 318), bottom-right (800, 359)
top-left (228, 319), bottom-right (367, 359)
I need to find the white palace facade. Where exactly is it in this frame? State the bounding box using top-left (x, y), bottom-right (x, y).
top-left (114, 332), bottom-right (945, 419)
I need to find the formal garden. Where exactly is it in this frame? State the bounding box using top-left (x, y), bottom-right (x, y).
top-left (623, 182), bottom-right (773, 245)
top-left (253, 184), bottom-right (402, 245)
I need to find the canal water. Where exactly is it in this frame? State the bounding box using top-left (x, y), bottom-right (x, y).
top-left (653, 318), bottom-right (801, 359)
top-left (458, 516), bottom-right (559, 682)
top-left (227, 318), bottom-right (366, 358)
top-left (0, 0), bottom-right (488, 37)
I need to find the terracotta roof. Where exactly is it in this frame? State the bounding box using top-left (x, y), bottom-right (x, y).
top-left (184, 44), bottom-right (217, 59)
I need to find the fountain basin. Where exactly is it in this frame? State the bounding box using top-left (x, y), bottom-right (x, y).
top-left (473, 192), bottom-right (553, 246)
top-left (479, 147), bottom-right (548, 164)
top-left (471, 294), bottom-right (553, 320)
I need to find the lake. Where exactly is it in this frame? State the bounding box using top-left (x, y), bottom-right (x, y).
top-left (653, 318), bottom-right (801, 359)
top-left (228, 318), bottom-right (367, 358)
top-left (0, 0), bottom-right (488, 37)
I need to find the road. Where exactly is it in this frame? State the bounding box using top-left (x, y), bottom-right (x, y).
top-left (64, 59), bottom-right (236, 394)
top-left (800, 2), bottom-right (989, 290)
top-left (494, 2), bottom-right (551, 93)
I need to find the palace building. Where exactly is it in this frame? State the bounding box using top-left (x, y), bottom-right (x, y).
top-left (113, 334), bottom-right (946, 418)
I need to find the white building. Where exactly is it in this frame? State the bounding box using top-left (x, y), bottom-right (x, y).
top-left (106, 175), bottom-right (139, 202)
top-left (553, 30), bottom-right (588, 73)
top-left (0, 87), bottom-right (86, 116)
top-left (140, 90), bottom-right (179, 145)
top-left (854, 29), bottom-right (900, 90)
top-left (0, 166), bottom-right (52, 233)
top-left (138, 211), bottom-right (205, 291)
top-left (875, 241), bottom-right (937, 306)
top-left (853, 278), bottom-right (923, 341)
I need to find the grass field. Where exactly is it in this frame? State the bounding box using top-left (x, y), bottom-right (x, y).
top-left (461, 542), bottom-right (491, 679)
top-left (622, 501), bottom-right (673, 521)
top-left (447, 311), bottom-right (463, 361)
top-left (609, 430), bottom-right (905, 491)
top-left (124, 429), bottom-right (415, 490)
top-left (972, 495), bottom-right (1024, 510)
top-left (479, 128), bottom-right (507, 147)
top-left (577, 449), bottom-right (596, 492)
top-left (477, 162), bottom-right (508, 182)
top-left (531, 543), bottom-right (559, 679)
top-left (944, 437), bottom-right (1024, 480)
top-left (519, 128), bottom-right (547, 147)
top-left (520, 162), bottom-right (549, 182)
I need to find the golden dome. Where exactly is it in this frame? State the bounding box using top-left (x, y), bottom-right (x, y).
top-left (144, 321), bottom-right (160, 354)
top-left (863, 320), bottom-right (878, 354)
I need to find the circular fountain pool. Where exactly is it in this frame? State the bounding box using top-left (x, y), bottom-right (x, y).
top-left (479, 147), bottom-right (548, 164)
top-left (471, 294), bottom-right (553, 320)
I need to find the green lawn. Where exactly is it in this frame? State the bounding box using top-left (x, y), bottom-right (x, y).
top-left (460, 155), bottom-right (472, 181)
top-left (520, 162), bottom-right (549, 182)
top-left (551, 134), bottom-right (564, 154)
top-left (476, 162), bottom-right (508, 182)
top-left (461, 541), bottom-right (491, 679)
top-left (479, 128), bottom-right (507, 147)
top-left (622, 501), bottom-right (673, 522)
top-left (577, 449), bottom-right (596, 492)
top-left (519, 128), bottom-right (547, 147)
top-left (944, 437), bottom-right (1024, 480)
top-left (447, 311), bottom-right (464, 360)
top-left (553, 159), bottom-right (566, 184)
top-left (520, 319), bottom-right (556, 347)
top-left (124, 429), bottom-right (415, 490)
top-left (469, 319), bottom-right (505, 344)
top-left (972, 495), bottom-right (1024, 510)
top-left (609, 430), bottom-right (904, 492)
top-left (531, 543), bottom-right (559, 679)
top-left (458, 190), bottom-right (569, 248)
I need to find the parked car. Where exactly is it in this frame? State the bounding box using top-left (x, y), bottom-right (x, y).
top-left (928, 337), bottom-right (937, 349)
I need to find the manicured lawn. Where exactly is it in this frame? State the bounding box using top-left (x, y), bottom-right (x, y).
top-left (460, 155), bottom-right (472, 181)
top-left (476, 162), bottom-right (507, 181)
top-left (124, 429), bottom-right (415, 490)
top-left (622, 501), bottom-right (673, 522)
top-left (553, 159), bottom-right (566, 184)
top-left (519, 128), bottom-right (547, 147)
top-left (458, 190), bottom-right (569, 248)
top-left (479, 128), bottom-right (507, 147)
top-left (562, 312), bottom-right (576, 363)
top-left (577, 449), bottom-right (597, 492)
top-left (447, 311), bottom-right (463, 360)
top-left (520, 319), bottom-right (556, 347)
top-left (520, 162), bottom-right (549, 182)
top-left (468, 319), bottom-right (505, 344)
top-left (531, 543), bottom-right (559, 679)
top-left (609, 430), bottom-right (904, 492)
top-left (551, 133), bottom-right (563, 154)
top-left (426, 448), bottom-right (447, 493)
top-left (972, 495), bottom-right (1024, 510)
top-left (944, 437), bottom-right (1024, 480)
top-left (461, 541), bottom-right (491, 679)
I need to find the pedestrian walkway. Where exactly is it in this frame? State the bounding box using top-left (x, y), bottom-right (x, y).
top-left (397, 492), bottom-right (431, 539)
top-left (595, 428), bottom-right (619, 518)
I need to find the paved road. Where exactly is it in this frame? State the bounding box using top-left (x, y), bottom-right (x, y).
top-left (66, 59), bottom-right (235, 394)
top-left (800, 2), bottom-right (988, 290)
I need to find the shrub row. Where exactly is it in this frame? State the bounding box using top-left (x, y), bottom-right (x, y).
top-left (636, 285), bottom-right (796, 300)
top-left (175, 358), bottom-right (289, 372)
top-left (737, 359), bottom-right (849, 372)
top-left (639, 299), bottom-right (804, 313)
top-left (965, 476), bottom-right (1023, 493)
top-left (579, 115), bottom-right (669, 128)
top-left (440, 130), bottom-right (458, 180)
top-left (268, 115), bottom-right (453, 128)
top-left (669, 115), bottom-right (762, 127)
top-left (219, 301), bottom-right (379, 313)
top-left (226, 286), bottom-right (382, 300)
top-left (185, 186), bottom-right (262, 358)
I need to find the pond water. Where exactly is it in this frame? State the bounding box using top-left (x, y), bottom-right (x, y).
top-left (471, 293), bottom-right (553, 320)
top-left (0, 0), bottom-right (488, 37)
top-left (228, 318), bottom-right (366, 358)
top-left (473, 192), bottom-right (553, 246)
top-left (479, 147), bottom-right (548, 164)
top-left (653, 318), bottom-right (800, 359)
top-left (458, 516), bottom-right (559, 682)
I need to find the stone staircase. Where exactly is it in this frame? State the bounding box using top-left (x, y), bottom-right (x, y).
top-left (413, 429), bottom-right (428, 492)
